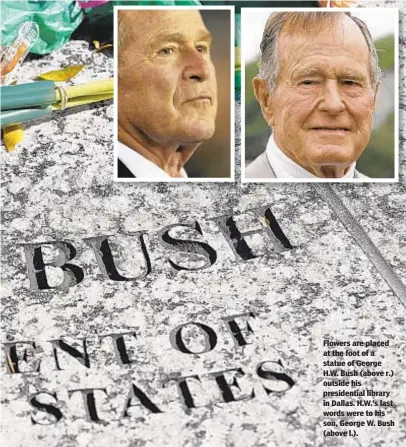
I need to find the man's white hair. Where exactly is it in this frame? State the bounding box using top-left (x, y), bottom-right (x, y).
top-left (257, 12), bottom-right (382, 91)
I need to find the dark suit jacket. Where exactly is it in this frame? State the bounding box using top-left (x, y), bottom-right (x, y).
top-left (118, 159), bottom-right (135, 178)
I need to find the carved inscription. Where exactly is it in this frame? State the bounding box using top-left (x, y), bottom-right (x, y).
top-left (18, 206), bottom-right (292, 291)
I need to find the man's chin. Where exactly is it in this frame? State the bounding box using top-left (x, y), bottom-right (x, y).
top-left (307, 143), bottom-right (360, 166)
top-left (175, 122), bottom-right (215, 145)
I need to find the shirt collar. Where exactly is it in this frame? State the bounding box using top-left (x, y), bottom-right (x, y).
top-left (118, 142), bottom-right (188, 179)
top-left (265, 134), bottom-right (356, 179)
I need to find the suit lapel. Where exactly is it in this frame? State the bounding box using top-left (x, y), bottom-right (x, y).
top-left (246, 152), bottom-right (277, 178)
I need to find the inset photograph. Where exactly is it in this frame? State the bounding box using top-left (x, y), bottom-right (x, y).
top-left (114, 6), bottom-right (233, 181)
top-left (242, 8), bottom-right (398, 182)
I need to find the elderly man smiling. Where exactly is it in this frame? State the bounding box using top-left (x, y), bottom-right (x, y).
top-left (246, 12), bottom-right (381, 180)
top-left (117, 10), bottom-right (218, 179)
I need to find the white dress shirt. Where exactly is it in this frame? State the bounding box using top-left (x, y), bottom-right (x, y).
top-left (265, 134), bottom-right (356, 179)
top-left (118, 142), bottom-right (188, 179)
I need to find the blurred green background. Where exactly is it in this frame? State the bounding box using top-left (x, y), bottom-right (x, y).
top-left (245, 34), bottom-right (395, 178)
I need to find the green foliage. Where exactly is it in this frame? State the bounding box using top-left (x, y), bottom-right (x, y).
top-left (375, 34), bottom-right (395, 71)
top-left (245, 60), bottom-right (259, 106)
top-left (245, 60), bottom-right (269, 160)
top-left (358, 111), bottom-right (395, 178)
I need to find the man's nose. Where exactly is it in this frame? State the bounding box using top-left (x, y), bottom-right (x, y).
top-left (318, 81), bottom-right (346, 114)
top-left (182, 49), bottom-right (212, 81)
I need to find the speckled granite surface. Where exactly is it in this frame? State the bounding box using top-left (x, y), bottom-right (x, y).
top-left (1, 2), bottom-right (405, 446)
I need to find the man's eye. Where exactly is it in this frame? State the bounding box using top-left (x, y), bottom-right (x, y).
top-left (342, 80), bottom-right (358, 86)
top-left (300, 80), bottom-right (317, 85)
top-left (158, 47), bottom-right (175, 56)
top-left (196, 45), bottom-right (209, 54)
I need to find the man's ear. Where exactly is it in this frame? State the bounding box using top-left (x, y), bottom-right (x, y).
top-left (372, 82), bottom-right (380, 111)
top-left (253, 77), bottom-right (274, 128)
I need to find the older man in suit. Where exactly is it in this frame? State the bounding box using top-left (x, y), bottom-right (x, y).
top-left (117, 9), bottom-right (218, 179)
top-left (246, 11), bottom-right (380, 180)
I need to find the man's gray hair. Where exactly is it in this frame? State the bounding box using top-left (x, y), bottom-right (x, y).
top-left (258, 12), bottom-right (382, 90)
